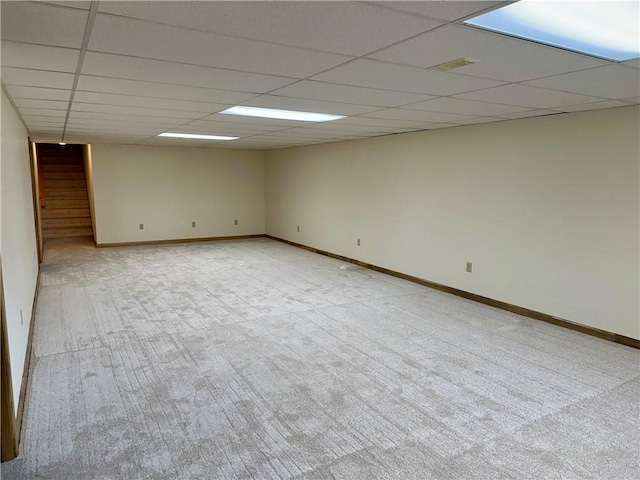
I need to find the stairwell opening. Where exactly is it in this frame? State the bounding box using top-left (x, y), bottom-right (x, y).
top-left (35, 143), bottom-right (96, 248)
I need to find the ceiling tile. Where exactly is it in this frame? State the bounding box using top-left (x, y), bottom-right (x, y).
top-left (264, 128), bottom-right (366, 139)
top-left (70, 103), bottom-right (206, 119)
top-left (64, 121), bottom-right (161, 129)
top-left (81, 52), bottom-right (294, 92)
top-left (186, 119), bottom-right (292, 133)
top-left (24, 118), bottom-right (67, 125)
top-left (334, 116), bottom-right (426, 128)
top-left (312, 59), bottom-right (504, 95)
top-left (623, 59), bottom-right (640, 69)
top-left (1, 67), bottom-right (75, 89)
top-left (268, 81), bottom-right (435, 107)
top-left (1, 42), bottom-right (80, 72)
top-left (455, 84), bottom-right (603, 108)
top-left (31, 128), bottom-right (63, 134)
top-left (243, 95), bottom-right (383, 116)
top-left (36, 0), bottom-right (91, 10)
top-left (448, 117), bottom-right (503, 125)
top-left (524, 65), bottom-right (640, 100)
top-left (369, 25), bottom-right (607, 82)
top-left (369, 1), bottom-right (503, 21)
top-left (98, 1), bottom-right (443, 56)
top-left (88, 14), bottom-right (351, 78)
top-left (66, 122), bottom-right (178, 132)
top-left (297, 123), bottom-right (407, 134)
top-left (550, 100), bottom-right (635, 113)
top-left (37, 1), bottom-right (91, 9)
top-left (19, 108), bottom-right (68, 117)
top-left (496, 109), bottom-right (561, 120)
top-left (0, 1), bottom-right (88, 48)
top-left (363, 108), bottom-right (475, 123)
top-left (73, 91), bottom-right (228, 113)
top-left (401, 97), bottom-right (531, 116)
top-left (14, 98), bottom-right (68, 110)
top-left (67, 111), bottom-right (187, 124)
top-left (23, 115), bottom-right (68, 123)
top-left (76, 76), bottom-right (256, 104)
top-left (6, 86), bottom-right (71, 101)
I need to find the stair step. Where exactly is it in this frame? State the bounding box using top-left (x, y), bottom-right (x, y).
top-left (41, 208), bottom-right (90, 219)
top-left (42, 217), bottom-right (92, 228)
top-left (45, 199), bottom-right (89, 209)
top-left (45, 180), bottom-right (87, 189)
top-left (40, 157), bottom-right (83, 165)
top-left (46, 189), bottom-right (88, 199)
top-left (44, 235), bottom-right (94, 246)
top-left (43, 226), bottom-right (93, 239)
top-left (42, 164), bottom-right (85, 173)
top-left (43, 172), bottom-right (86, 181)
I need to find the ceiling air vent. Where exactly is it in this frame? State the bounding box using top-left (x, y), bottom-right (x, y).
top-left (428, 57), bottom-right (479, 72)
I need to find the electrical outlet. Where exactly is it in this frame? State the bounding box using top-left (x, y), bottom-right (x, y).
top-left (139, 223), bottom-right (144, 230)
top-left (20, 308), bottom-right (24, 326)
top-left (180, 222), bottom-right (185, 228)
top-left (466, 262), bottom-right (472, 273)
top-left (234, 219), bottom-right (238, 225)
top-left (192, 221), bottom-right (196, 228)
top-left (357, 238), bottom-right (361, 246)
top-left (297, 226), bottom-right (300, 232)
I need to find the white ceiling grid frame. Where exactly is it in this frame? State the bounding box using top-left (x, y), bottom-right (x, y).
top-left (87, 13), bottom-right (353, 78)
top-left (367, 24), bottom-right (609, 82)
top-left (1, 42), bottom-right (81, 72)
top-left (74, 76), bottom-right (258, 104)
top-left (96, 1), bottom-right (446, 56)
top-left (0, 0), bottom-right (638, 148)
top-left (59, 0), bottom-right (99, 142)
top-left (523, 65), bottom-right (640, 99)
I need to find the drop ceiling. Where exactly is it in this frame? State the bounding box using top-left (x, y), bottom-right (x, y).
top-left (1, 1), bottom-right (639, 150)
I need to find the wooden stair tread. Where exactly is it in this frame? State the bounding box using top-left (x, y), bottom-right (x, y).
top-left (46, 190), bottom-right (88, 200)
top-left (42, 217), bottom-right (92, 228)
top-left (45, 180), bottom-right (87, 189)
top-left (41, 208), bottom-right (90, 219)
top-left (43, 164), bottom-right (85, 173)
top-left (43, 172), bottom-right (86, 181)
top-left (43, 226), bottom-right (93, 239)
top-left (45, 199), bottom-right (89, 208)
top-left (40, 157), bottom-right (83, 165)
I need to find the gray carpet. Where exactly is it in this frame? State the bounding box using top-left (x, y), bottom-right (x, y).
top-left (2, 238), bottom-right (639, 479)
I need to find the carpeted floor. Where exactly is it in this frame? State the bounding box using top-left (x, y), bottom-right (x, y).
top-left (3, 238), bottom-right (638, 479)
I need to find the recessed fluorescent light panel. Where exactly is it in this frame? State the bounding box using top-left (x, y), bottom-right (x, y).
top-left (158, 133), bottom-right (238, 140)
top-left (465, 0), bottom-right (640, 61)
top-left (220, 106), bottom-right (346, 122)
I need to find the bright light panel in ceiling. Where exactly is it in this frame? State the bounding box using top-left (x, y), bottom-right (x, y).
top-left (158, 133), bottom-right (238, 140)
top-left (465, 0), bottom-right (640, 61)
top-left (220, 106), bottom-right (346, 122)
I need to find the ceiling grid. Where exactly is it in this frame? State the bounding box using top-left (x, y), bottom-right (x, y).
top-left (1, 0), bottom-right (638, 149)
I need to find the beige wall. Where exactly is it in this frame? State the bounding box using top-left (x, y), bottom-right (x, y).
top-left (91, 144), bottom-right (265, 244)
top-left (1, 90), bottom-right (40, 411)
top-left (265, 106), bottom-right (640, 340)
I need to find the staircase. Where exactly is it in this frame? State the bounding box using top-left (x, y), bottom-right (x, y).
top-left (38, 144), bottom-right (93, 241)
